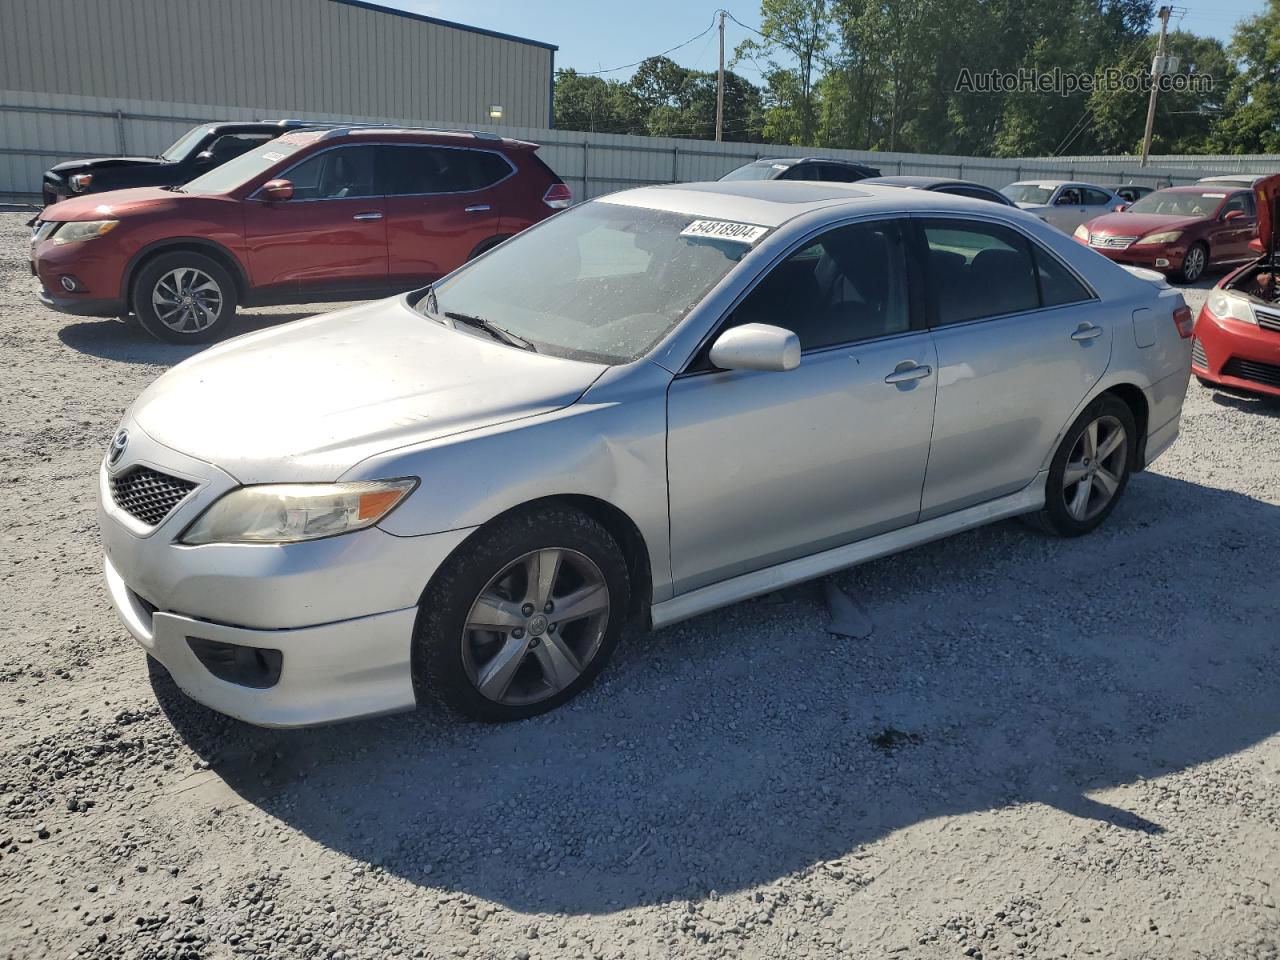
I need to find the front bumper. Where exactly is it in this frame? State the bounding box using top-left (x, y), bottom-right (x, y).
top-left (1082, 237), bottom-right (1184, 273)
top-left (1192, 305), bottom-right (1280, 398)
top-left (97, 423), bottom-right (475, 726)
top-left (31, 233), bottom-right (128, 317)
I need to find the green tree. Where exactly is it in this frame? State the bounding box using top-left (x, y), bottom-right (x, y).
top-left (1210, 0), bottom-right (1280, 153)
top-left (734, 0), bottom-right (832, 144)
top-left (553, 69), bottom-right (645, 134)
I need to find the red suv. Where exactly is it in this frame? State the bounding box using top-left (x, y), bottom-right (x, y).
top-left (30, 126), bottom-right (571, 342)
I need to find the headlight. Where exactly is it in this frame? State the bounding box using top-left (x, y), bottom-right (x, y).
top-left (1205, 291), bottom-right (1256, 325)
top-left (181, 479), bottom-right (417, 545)
top-left (52, 220), bottom-right (119, 244)
top-left (1133, 230), bottom-right (1182, 245)
top-left (69, 173), bottom-right (93, 192)
top-left (1073, 224), bottom-right (1090, 241)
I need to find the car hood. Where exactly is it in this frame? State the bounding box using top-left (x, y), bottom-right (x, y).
top-left (40, 186), bottom-right (189, 222)
top-left (1251, 173), bottom-right (1280, 255)
top-left (1086, 212), bottom-right (1203, 237)
top-left (48, 156), bottom-right (165, 176)
top-left (130, 298), bottom-right (609, 484)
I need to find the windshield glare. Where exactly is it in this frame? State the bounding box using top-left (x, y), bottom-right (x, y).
top-left (1126, 190), bottom-right (1228, 217)
top-left (161, 126), bottom-right (211, 162)
top-left (426, 202), bottom-right (757, 363)
top-left (1001, 184), bottom-right (1053, 204)
top-left (181, 140), bottom-right (305, 195)
top-left (720, 161), bottom-right (788, 181)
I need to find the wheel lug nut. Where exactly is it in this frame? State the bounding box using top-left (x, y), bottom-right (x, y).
top-left (512, 628), bottom-right (524, 639)
top-left (521, 603), bottom-right (535, 616)
top-left (544, 601), bottom-right (554, 613)
top-left (548, 623), bottom-right (557, 634)
top-left (529, 637), bottom-right (540, 647)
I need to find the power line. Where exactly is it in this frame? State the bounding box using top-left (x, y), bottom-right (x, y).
top-left (576, 14), bottom-right (720, 76)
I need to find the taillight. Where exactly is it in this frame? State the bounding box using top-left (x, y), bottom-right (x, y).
top-left (1173, 304), bottom-right (1195, 338)
top-left (542, 183), bottom-right (572, 209)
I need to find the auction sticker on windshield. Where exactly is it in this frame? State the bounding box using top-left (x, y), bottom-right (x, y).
top-left (680, 220), bottom-right (769, 244)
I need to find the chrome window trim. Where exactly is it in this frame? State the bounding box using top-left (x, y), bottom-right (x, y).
top-left (674, 212), bottom-right (921, 377)
top-left (246, 141), bottom-right (517, 203)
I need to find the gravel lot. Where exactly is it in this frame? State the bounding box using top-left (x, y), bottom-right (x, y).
top-left (2, 208), bottom-right (1279, 960)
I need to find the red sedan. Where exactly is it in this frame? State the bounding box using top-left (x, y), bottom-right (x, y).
top-left (1073, 185), bottom-right (1258, 283)
top-left (1192, 174), bottom-right (1280, 397)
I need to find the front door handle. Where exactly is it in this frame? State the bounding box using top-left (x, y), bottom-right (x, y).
top-left (352, 211), bottom-right (383, 221)
top-left (1071, 323), bottom-right (1104, 341)
top-left (464, 204), bottom-right (491, 213)
top-left (884, 362), bottom-right (932, 384)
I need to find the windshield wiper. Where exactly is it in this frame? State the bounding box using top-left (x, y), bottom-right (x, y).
top-left (444, 311), bottom-right (536, 352)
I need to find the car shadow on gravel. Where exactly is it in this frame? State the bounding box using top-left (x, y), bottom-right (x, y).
top-left (151, 471), bottom-right (1280, 916)
top-left (56, 312), bottom-right (315, 363)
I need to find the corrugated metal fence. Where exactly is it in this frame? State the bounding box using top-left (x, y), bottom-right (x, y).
top-left (2, 88), bottom-right (1273, 205)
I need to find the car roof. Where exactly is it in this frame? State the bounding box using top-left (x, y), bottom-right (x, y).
top-left (1197, 174), bottom-right (1264, 184)
top-left (600, 179), bottom-right (1031, 229)
top-left (753, 156), bottom-right (873, 168)
top-left (1151, 185), bottom-right (1247, 194)
top-left (272, 126), bottom-right (537, 151)
top-left (860, 175), bottom-right (994, 190)
top-left (1007, 179), bottom-right (1109, 190)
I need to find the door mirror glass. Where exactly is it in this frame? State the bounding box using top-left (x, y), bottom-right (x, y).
top-left (708, 323), bottom-right (800, 372)
top-left (260, 178), bottom-right (294, 201)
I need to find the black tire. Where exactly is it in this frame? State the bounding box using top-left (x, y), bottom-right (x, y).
top-left (1178, 241), bottom-right (1208, 283)
top-left (116, 312), bottom-right (144, 334)
top-left (1026, 394), bottom-right (1137, 537)
top-left (465, 234), bottom-right (512, 262)
top-left (413, 506), bottom-right (631, 722)
top-left (130, 251), bottom-right (238, 344)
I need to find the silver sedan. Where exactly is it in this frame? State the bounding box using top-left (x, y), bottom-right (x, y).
top-left (98, 181), bottom-right (1192, 726)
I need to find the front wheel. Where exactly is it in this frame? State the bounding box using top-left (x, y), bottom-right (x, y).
top-left (130, 252), bottom-right (238, 344)
top-left (1178, 242), bottom-right (1208, 283)
top-left (1027, 395), bottom-right (1136, 537)
top-left (413, 507), bottom-right (630, 721)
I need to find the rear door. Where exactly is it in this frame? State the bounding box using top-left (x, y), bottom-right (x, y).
top-left (381, 144), bottom-right (511, 287)
top-left (914, 217), bottom-right (1110, 518)
top-left (241, 144), bottom-right (387, 300)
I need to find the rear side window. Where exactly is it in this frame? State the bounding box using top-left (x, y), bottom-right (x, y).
top-left (920, 221), bottom-right (1039, 324)
top-left (941, 186), bottom-right (1007, 205)
top-left (1082, 188), bottom-right (1113, 206)
top-left (780, 163), bottom-right (818, 181)
top-left (379, 145), bottom-right (512, 195)
top-left (281, 146), bottom-right (378, 200)
top-left (818, 164), bottom-right (861, 183)
top-left (1034, 246), bottom-right (1092, 307)
top-left (206, 133), bottom-right (274, 161)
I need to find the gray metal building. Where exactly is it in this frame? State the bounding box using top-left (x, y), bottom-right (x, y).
top-left (1, 0), bottom-right (555, 127)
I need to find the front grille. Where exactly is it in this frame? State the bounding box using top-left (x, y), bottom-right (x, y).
top-left (1223, 357), bottom-right (1280, 389)
top-left (1191, 337), bottom-right (1207, 368)
top-left (1090, 235), bottom-right (1137, 250)
top-left (1254, 306), bottom-right (1280, 333)
top-left (109, 467), bottom-right (197, 527)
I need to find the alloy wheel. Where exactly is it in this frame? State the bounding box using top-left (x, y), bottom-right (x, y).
top-left (151, 267), bottom-right (223, 334)
top-left (1062, 414), bottom-right (1127, 522)
top-left (1183, 245), bottom-right (1206, 282)
top-left (461, 548), bottom-right (611, 706)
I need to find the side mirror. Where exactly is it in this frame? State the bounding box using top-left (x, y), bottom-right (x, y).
top-left (708, 323), bottom-right (800, 373)
top-left (1113, 203), bottom-right (1129, 212)
top-left (260, 179), bottom-right (294, 201)
top-left (194, 150), bottom-right (215, 166)
top-left (1223, 209), bottom-right (1245, 221)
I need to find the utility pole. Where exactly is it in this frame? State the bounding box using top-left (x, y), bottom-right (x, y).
top-left (1140, 5), bottom-right (1172, 167)
top-left (715, 10), bottom-right (726, 142)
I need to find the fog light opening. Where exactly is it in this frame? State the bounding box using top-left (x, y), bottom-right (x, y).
top-left (1155, 258), bottom-right (1170, 268)
top-left (186, 636), bottom-right (283, 689)
top-left (59, 275), bottom-right (80, 292)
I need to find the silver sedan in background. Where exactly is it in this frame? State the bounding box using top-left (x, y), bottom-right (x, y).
top-left (98, 181), bottom-right (1192, 727)
top-left (1002, 180), bottom-right (1127, 232)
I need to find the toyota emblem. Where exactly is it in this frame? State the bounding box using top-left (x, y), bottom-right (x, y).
top-left (108, 429), bottom-right (129, 466)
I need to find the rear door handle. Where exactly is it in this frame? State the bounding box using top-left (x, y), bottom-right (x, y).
top-left (464, 204), bottom-right (491, 213)
top-left (352, 211), bottom-right (383, 221)
top-left (884, 362), bottom-right (932, 384)
top-left (1071, 323), bottom-right (1104, 341)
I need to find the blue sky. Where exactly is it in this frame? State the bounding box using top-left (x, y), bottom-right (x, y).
top-left (392, 0), bottom-right (1265, 84)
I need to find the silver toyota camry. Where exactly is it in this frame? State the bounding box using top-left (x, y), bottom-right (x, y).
top-left (98, 181), bottom-right (1192, 727)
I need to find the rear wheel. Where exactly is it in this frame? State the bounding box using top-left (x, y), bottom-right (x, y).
top-left (130, 252), bottom-right (238, 344)
top-left (413, 507), bottom-right (630, 721)
top-left (1027, 395), bottom-right (1136, 537)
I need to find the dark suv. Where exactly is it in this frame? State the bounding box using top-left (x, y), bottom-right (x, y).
top-left (40, 120), bottom-right (307, 206)
top-left (718, 156), bottom-right (881, 183)
top-left (31, 126), bottom-right (571, 342)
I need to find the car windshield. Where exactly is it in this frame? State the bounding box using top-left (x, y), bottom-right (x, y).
top-left (160, 126), bottom-right (211, 162)
top-left (1126, 190), bottom-right (1228, 217)
top-left (720, 161), bottom-right (789, 181)
top-left (425, 202), bottom-right (758, 364)
top-left (181, 140), bottom-right (308, 195)
top-left (1001, 184), bottom-right (1054, 204)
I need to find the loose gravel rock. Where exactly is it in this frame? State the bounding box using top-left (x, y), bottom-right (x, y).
top-left (2, 211), bottom-right (1279, 959)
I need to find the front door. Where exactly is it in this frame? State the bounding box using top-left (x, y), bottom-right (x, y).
top-left (380, 144), bottom-right (511, 288)
top-left (914, 218), bottom-right (1112, 518)
top-left (242, 144), bottom-right (388, 301)
top-left (666, 218), bottom-right (938, 594)
top-left (1211, 190), bottom-right (1257, 263)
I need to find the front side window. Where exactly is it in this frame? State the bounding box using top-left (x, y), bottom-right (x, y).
top-left (277, 146), bottom-right (378, 200)
top-left (161, 126), bottom-right (212, 162)
top-left (1221, 192), bottom-right (1255, 217)
top-left (425, 201), bottom-right (754, 363)
top-left (725, 219), bottom-right (910, 351)
top-left (719, 161), bottom-right (787, 182)
top-left (1127, 189), bottom-right (1229, 218)
top-left (1056, 187), bottom-right (1082, 206)
top-left (921, 221), bottom-right (1040, 324)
